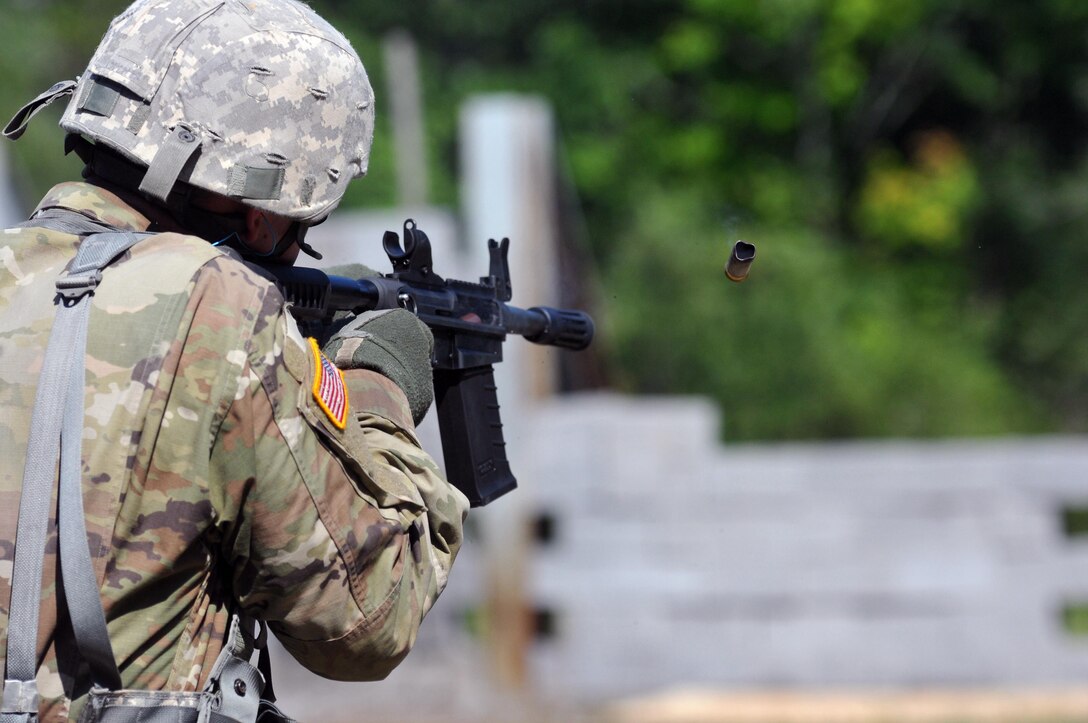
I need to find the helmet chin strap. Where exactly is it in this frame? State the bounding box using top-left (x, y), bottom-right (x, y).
top-left (227, 213), bottom-right (299, 259)
top-left (295, 234), bottom-right (323, 260)
top-left (256, 214), bottom-right (324, 261)
top-left (208, 215), bottom-right (321, 261)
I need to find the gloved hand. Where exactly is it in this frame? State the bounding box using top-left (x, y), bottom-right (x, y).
top-left (323, 308), bottom-right (435, 425)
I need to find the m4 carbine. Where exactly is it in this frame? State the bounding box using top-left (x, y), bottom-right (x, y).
top-left (261, 219), bottom-right (594, 507)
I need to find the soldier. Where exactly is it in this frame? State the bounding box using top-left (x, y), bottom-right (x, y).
top-left (0, 1), bottom-right (469, 721)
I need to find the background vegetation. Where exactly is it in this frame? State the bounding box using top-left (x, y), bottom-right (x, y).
top-left (4, 0), bottom-right (1088, 441)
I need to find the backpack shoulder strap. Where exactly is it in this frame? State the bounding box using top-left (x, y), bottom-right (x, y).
top-left (3, 231), bottom-right (151, 722)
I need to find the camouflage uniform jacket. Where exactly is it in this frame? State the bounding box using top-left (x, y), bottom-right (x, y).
top-left (0, 182), bottom-right (469, 721)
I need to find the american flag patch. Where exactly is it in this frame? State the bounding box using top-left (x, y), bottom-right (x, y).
top-left (308, 337), bottom-right (348, 430)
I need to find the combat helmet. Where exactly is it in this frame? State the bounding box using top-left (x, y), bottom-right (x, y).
top-left (4, 0), bottom-right (374, 228)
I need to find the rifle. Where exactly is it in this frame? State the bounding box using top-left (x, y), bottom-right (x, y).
top-left (261, 219), bottom-right (595, 507)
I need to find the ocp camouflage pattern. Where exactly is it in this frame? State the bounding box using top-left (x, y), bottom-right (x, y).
top-left (0, 183), bottom-right (469, 721)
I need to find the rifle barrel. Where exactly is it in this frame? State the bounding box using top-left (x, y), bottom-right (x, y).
top-left (504, 305), bottom-right (595, 350)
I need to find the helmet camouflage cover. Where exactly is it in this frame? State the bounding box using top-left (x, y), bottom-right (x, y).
top-left (59, 0), bottom-right (375, 224)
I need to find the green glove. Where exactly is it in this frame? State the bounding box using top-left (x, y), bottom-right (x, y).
top-left (323, 308), bottom-right (435, 425)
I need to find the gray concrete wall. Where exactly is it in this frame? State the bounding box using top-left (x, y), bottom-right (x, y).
top-left (525, 395), bottom-right (1088, 699)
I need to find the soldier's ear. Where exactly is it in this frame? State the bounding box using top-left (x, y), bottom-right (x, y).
top-left (243, 207), bottom-right (265, 246)
top-left (241, 208), bottom-right (301, 262)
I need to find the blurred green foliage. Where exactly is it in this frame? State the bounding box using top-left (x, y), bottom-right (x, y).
top-left (0, 0), bottom-right (127, 205)
top-left (1062, 602), bottom-right (1088, 636)
top-left (4, 0), bottom-right (1088, 439)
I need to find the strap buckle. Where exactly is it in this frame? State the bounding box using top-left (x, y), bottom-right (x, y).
top-left (2, 680), bottom-right (39, 715)
top-left (56, 269), bottom-right (103, 301)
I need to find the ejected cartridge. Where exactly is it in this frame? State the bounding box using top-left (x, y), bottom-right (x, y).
top-left (724, 241), bottom-right (756, 282)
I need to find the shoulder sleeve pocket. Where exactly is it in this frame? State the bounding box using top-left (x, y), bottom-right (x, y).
top-left (283, 315), bottom-right (424, 511)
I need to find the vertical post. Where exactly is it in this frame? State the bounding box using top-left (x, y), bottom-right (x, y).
top-left (459, 95), bottom-right (562, 690)
top-left (382, 30), bottom-right (429, 207)
top-left (0, 146), bottom-right (25, 227)
top-left (460, 96), bottom-right (561, 404)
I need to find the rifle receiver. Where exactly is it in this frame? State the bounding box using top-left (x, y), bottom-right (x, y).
top-left (259, 220), bottom-right (596, 507)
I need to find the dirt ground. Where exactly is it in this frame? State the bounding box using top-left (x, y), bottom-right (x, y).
top-left (308, 688), bottom-right (1088, 723)
top-left (599, 688), bottom-right (1088, 723)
